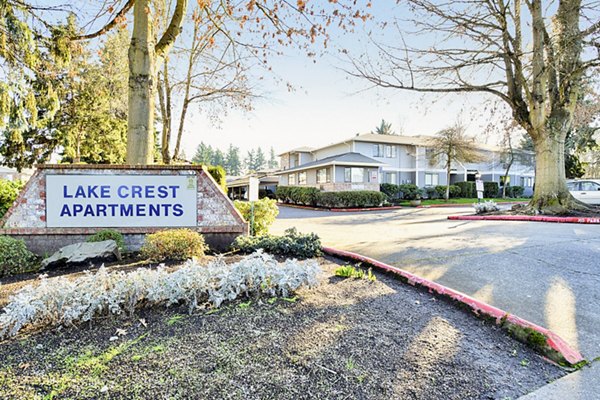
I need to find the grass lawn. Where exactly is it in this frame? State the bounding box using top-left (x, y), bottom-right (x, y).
top-left (397, 198), bottom-right (530, 206)
top-left (0, 255), bottom-right (563, 400)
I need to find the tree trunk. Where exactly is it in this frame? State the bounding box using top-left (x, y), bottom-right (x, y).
top-left (529, 127), bottom-right (584, 213)
top-left (445, 162), bottom-right (451, 200)
top-left (126, 0), bottom-right (156, 165)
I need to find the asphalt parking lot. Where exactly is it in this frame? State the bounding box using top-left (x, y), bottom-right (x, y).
top-left (272, 205), bottom-right (600, 399)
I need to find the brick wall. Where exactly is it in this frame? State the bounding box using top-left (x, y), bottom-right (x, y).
top-left (0, 165), bottom-right (248, 254)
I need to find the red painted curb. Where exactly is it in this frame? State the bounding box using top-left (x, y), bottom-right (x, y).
top-left (322, 246), bottom-right (584, 366)
top-left (418, 201), bottom-right (528, 209)
top-left (448, 215), bottom-right (600, 224)
top-left (278, 203), bottom-right (403, 212)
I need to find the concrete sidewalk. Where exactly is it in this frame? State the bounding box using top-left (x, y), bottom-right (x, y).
top-left (272, 206), bottom-right (600, 399)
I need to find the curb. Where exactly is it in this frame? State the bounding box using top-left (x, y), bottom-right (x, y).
top-left (322, 246), bottom-right (585, 367)
top-left (418, 201), bottom-right (528, 209)
top-left (448, 215), bottom-right (600, 224)
top-left (278, 204), bottom-right (403, 212)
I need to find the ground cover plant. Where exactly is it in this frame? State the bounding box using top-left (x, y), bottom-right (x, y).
top-left (0, 259), bottom-right (564, 399)
top-left (231, 228), bottom-right (322, 259)
top-left (0, 252), bottom-right (319, 340)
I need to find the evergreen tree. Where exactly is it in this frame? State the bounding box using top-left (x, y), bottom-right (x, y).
top-left (244, 149), bottom-right (256, 172)
top-left (225, 145), bottom-right (241, 175)
top-left (255, 147), bottom-right (266, 170)
top-left (213, 149), bottom-right (226, 167)
top-left (192, 142), bottom-right (214, 164)
top-left (268, 147), bottom-right (278, 168)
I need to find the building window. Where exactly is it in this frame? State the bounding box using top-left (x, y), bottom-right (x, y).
top-left (385, 145), bottom-right (396, 158)
top-left (425, 173), bottom-right (439, 186)
top-left (317, 168), bottom-right (330, 184)
top-left (386, 172), bottom-right (397, 184)
top-left (373, 144), bottom-right (385, 157)
top-left (298, 172), bottom-right (307, 185)
top-left (344, 167), bottom-right (365, 183)
top-left (288, 174), bottom-right (296, 185)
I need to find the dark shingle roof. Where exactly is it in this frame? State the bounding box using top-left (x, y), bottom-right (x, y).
top-left (277, 152), bottom-right (383, 173)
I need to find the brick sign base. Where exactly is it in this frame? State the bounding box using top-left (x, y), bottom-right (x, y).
top-left (0, 165), bottom-right (248, 254)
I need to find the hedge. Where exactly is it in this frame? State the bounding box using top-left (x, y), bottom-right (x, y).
top-left (433, 185), bottom-right (461, 199)
top-left (503, 185), bottom-right (525, 198)
top-left (455, 181), bottom-right (476, 198)
top-left (275, 186), bottom-right (319, 206)
top-left (314, 191), bottom-right (386, 208)
top-left (484, 181), bottom-right (500, 198)
top-left (380, 183), bottom-right (400, 199)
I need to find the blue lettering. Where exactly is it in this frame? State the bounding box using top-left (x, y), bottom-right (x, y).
top-left (75, 186), bottom-right (86, 198)
top-left (60, 204), bottom-right (71, 216)
top-left (173, 204), bottom-right (184, 217)
top-left (136, 204), bottom-right (146, 217)
top-left (73, 204), bottom-right (83, 216)
top-left (161, 204), bottom-right (171, 215)
top-left (63, 186), bottom-right (73, 198)
top-left (149, 204), bottom-right (160, 216)
top-left (96, 204), bottom-right (107, 217)
top-left (83, 204), bottom-right (94, 217)
top-left (169, 185), bottom-right (179, 197)
top-left (87, 186), bottom-right (99, 198)
top-left (131, 185), bottom-right (142, 198)
top-left (157, 186), bottom-right (168, 198)
top-left (144, 186), bottom-right (155, 198)
top-left (100, 186), bottom-right (110, 198)
top-left (117, 186), bottom-right (128, 198)
top-left (120, 204), bottom-right (133, 217)
top-left (108, 204), bottom-right (118, 216)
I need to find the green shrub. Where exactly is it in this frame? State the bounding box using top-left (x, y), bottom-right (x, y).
top-left (275, 186), bottom-right (318, 206)
top-left (0, 179), bottom-right (24, 218)
top-left (231, 228), bottom-right (321, 259)
top-left (0, 236), bottom-right (37, 277)
top-left (205, 165), bottom-right (227, 192)
top-left (141, 229), bottom-right (207, 261)
top-left (433, 185), bottom-right (460, 199)
top-left (504, 185), bottom-right (525, 198)
top-left (380, 183), bottom-right (400, 199)
top-left (398, 184), bottom-right (420, 200)
top-left (87, 229), bottom-right (125, 252)
top-left (234, 198), bottom-right (279, 236)
top-left (314, 191), bottom-right (386, 208)
top-left (455, 181), bottom-right (476, 198)
top-left (484, 181), bottom-right (500, 198)
top-left (424, 187), bottom-right (438, 199)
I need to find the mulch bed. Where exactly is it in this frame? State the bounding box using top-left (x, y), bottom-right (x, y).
top-left (0, 256), bottom-right (565, 399)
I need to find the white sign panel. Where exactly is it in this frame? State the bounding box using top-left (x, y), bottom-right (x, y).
top-left (475, 179), bottom-right (484, 192)
top-left (46, 175), bottom-right (198, 228)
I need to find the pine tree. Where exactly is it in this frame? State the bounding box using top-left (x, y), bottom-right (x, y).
top-left (268, 147), bottom-right (278, 168)
top-left (255, 147), bottom-right (266, 170)
top-left (192, 142), bottom-right (214, 164)
top-left (225, 145), bottom-right (241, 175)
top-left (244, 149), bottom-right (256, 172)
top-left (213, 149), bottom-right (225, 167)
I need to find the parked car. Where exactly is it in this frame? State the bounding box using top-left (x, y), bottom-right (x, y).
top-left (567, 179), bottom-right (600, 204)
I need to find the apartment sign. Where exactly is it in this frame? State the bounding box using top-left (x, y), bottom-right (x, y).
top-left (46, 175), bottom-right (198, 228)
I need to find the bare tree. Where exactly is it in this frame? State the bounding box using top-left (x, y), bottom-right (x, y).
top-left (349, 0), bottom-right (600, 213)
top-left (427, 124), bottom-right (483, 200)
top-left (157, 5), bottom-right (255, 164)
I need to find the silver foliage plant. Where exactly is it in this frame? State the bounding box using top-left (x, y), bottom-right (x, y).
top-left (0, 251), bottom-right (320, 339)
top-left (473, 200), bottom-right (500, 214)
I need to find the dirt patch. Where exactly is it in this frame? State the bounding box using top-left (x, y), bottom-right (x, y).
top-left (0, 257), bottom-right (565, 399)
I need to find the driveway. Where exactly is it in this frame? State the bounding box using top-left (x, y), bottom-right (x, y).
top-left (272, 205), bottom-right (600, 399)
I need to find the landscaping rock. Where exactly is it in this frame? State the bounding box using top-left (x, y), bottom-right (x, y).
top-left (41, 240), bottom-right (121, 269)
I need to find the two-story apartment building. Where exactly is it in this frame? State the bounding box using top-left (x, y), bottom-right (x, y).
top-left (276, 133), bottom-right (536, 195)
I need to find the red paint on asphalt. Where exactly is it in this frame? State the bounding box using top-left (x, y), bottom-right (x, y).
top-left (448, 215), bottom-right (600, 224)
top-left (323, 246), bottom-right (585, 366)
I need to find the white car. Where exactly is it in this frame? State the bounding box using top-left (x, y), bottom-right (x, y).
top-left (567, 179), bottom-right (600, 205)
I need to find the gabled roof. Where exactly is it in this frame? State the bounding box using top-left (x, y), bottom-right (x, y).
top-left (274, 152), bottom-right (384, 174)
top-left (278, 146), bottom-right (314, 156)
